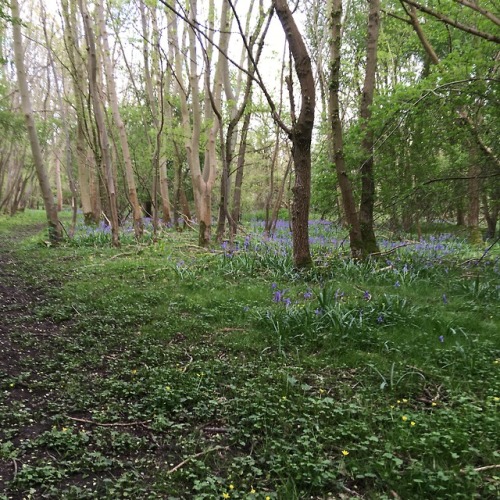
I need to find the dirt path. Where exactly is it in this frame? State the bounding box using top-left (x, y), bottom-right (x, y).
top-left (0, 225), bottom-right (61, 496)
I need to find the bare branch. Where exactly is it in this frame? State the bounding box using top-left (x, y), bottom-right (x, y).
top-left (401, 0), bottom-right (500, 43)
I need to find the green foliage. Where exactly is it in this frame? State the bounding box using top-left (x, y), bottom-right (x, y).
top-left (1, 213), bottom-right (499, 499)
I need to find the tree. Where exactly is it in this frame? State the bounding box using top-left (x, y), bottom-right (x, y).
top-left (271, 0), bottom-right (316, 268)
top-left (10, 0), bottom-right (62, 243)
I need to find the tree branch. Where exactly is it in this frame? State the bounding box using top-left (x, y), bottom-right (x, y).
top-left (452, 0), bottom-right (500, 28)
top-left (401, 0), bottom-right (500, 43)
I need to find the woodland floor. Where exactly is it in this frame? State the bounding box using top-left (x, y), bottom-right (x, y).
top-left (0, 224), bottom-right (65, 496)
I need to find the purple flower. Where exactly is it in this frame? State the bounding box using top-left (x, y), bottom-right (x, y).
top-left (394, 281), bottom-right (400, 288)
top-left (363, 291), bottom-right (371, 301)
top-left (439, 335), bottom-right (444, 343)
top-left (442, 294), bottom-right (448, 304)
top-left (273, 290), bottom-right (283, 302)
top-left (303, 291), bottom-right (312, 300)
top-left (271, 282), bottom-right (277, 289)
top-left (377, 315), bottom-right (384, 323)
top-left (314, 308), bottom-right (323, 315)
top-left (284, 298), bottom-right (291, 307)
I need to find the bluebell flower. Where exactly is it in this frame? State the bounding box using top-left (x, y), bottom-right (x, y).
top-left (394, 281), bottom-right (400, 288)
top-left (363, 291), bottom-right (371, 301)
top-left (377, 315), bottom-right (384, 323)
top-left (303, 291), bottom-right (312, 300)
top-left (273, 290), bottom-right (282, 302)
top-left (439, 335), bottom-right (444, 343)
top-left (442, 294), bottom-right (448, 304)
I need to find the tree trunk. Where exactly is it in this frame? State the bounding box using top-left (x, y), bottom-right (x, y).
top-left (358, 0), bottom-right (380, 254)
top-left (230, 111), bottom-right (251, 238)
top-left (273, 0), bottom-right (315, 268)
top-left (62, 0), bottom-right (100, 225)
top-left (467, 162), bottom-right (482, 244)
top-left (79, 0), bottom-right (120, 246)
top-left (11, 0), bottom-right (62, 243)
top-left (96, 0), bottom-right (143, 239)
top-left (329, 0), bottom-right (363, 258)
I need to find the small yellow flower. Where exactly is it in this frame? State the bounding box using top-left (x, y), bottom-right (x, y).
top-left (281, 396), bottom-right (287, 401)
top-left (265, 497), bottom-right (271, 500)
top-left (410, 421), bottom-right (416, 426)
top-left (250, 487), bottom-right (256, 494)
top-left (402, 399), bottom-right (408, 403)
top-left (494, 359), bottom-right (500, 364)
top-left (431, 402), bottom-right (437, 407)
top-left (165, 386), bottom-right (171, 391)
top-left (402, 415), bottom-right (408, 421)
top-left (397, 400), bottom-right (401, 404)
top-left (222, 493), bottom-right (230, 499)
top-left (390, 405), bottom-right (395, 409)
top-left (342, 449), bottom-right (349, 456)
top-left (319, 388), bottom-right (325, 394)
top-left (62, 427), bottom-right (68, 432)
top-left (229, 484), bottom-right (234, 490)
top-left (493, 397), bottom-right (499, 402)
top-left (131, 369), bottom-right (137, 375)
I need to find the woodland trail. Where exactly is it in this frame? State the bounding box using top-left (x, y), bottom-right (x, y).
top-left (0, 224), bottom-right (62, 496)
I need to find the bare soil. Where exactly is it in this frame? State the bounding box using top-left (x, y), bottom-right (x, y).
top-left (0, 226), bottom-right (61, 496)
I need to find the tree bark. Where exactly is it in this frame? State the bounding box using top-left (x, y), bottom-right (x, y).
top-left (358, 0), bottom-right (381, 254)
top-left (272, 0), bottom-right (315, 268)
top-left (329, 0), bottom-right (363, 258)
top-left (79, 0), bottom-right (120, 246)
top-left (96, 0), bottom-right (143, 240)
top-left (11, 0), bottom-right (62, 243)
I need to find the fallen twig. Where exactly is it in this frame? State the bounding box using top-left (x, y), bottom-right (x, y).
top-left (66, 416), bottom-right (151, 427)
top-left (370, 241), bottom-right (418, 257)
top-left (461, 464), bottom-right (500, 473)
top-left (341, 484), bottom-right (363, 497)
top-left (167, 446), bottom-right (229, 474)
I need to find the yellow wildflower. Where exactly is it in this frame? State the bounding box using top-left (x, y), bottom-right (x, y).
top-left (431, 402), bottom-right (437, 406)
top-left (229, 484), bottom-right (234, 490)
top-left (165, 386), bottom-right (171, 391)
top-left (131, 369), bottom-right (137, 375)
top-left (402, 399), bottom-right (408, 403)
top-left (342, 449), bottom-right (349, 456)
top-left (410, 421), bottom-right (416, 426)
top-left (402, 415), bottom-right (408, 421)
top-left (250, 487), bottom-right (256, 494)
top-left (222, 493), bottom-right (230, 499)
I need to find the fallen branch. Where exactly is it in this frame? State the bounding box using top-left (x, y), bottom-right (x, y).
top-left (370, 241), bottom-right (418, 257)
top-left (461, 464), bottom-right (500, 473)
top-left (66, 416), bottom-right (151, 427)
top-left (167, 446), bottom-right (229, 474)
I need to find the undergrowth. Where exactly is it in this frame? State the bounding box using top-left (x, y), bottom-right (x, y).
top-left (0, 210), bottom-right (499, 499)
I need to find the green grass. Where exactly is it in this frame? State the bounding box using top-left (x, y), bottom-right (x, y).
top-left (1, 210), bottom-right (499, 499)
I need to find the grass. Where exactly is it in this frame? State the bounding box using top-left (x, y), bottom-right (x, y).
top-left (0, 210), bottom-right (499, 499)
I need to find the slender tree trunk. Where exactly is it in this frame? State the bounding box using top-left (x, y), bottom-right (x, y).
top-left (96, 0), bottom-right (143, 239)
top-left (358, 0), bottom-right (380, 254)
top-left (467, 161), bottom-right (482, 244)
top-left (273, 0), bottom-right (315, 268)
top-left (329, 0), bottom-right (363, 258)
top-left (62, 0), bottom-right (99, 225)
top-left (79, 0), bottom-right (120, 246)
top-left (230, 111), bottom-right (251, 237)
top-left (11, 0), bottom-right (62, 243)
